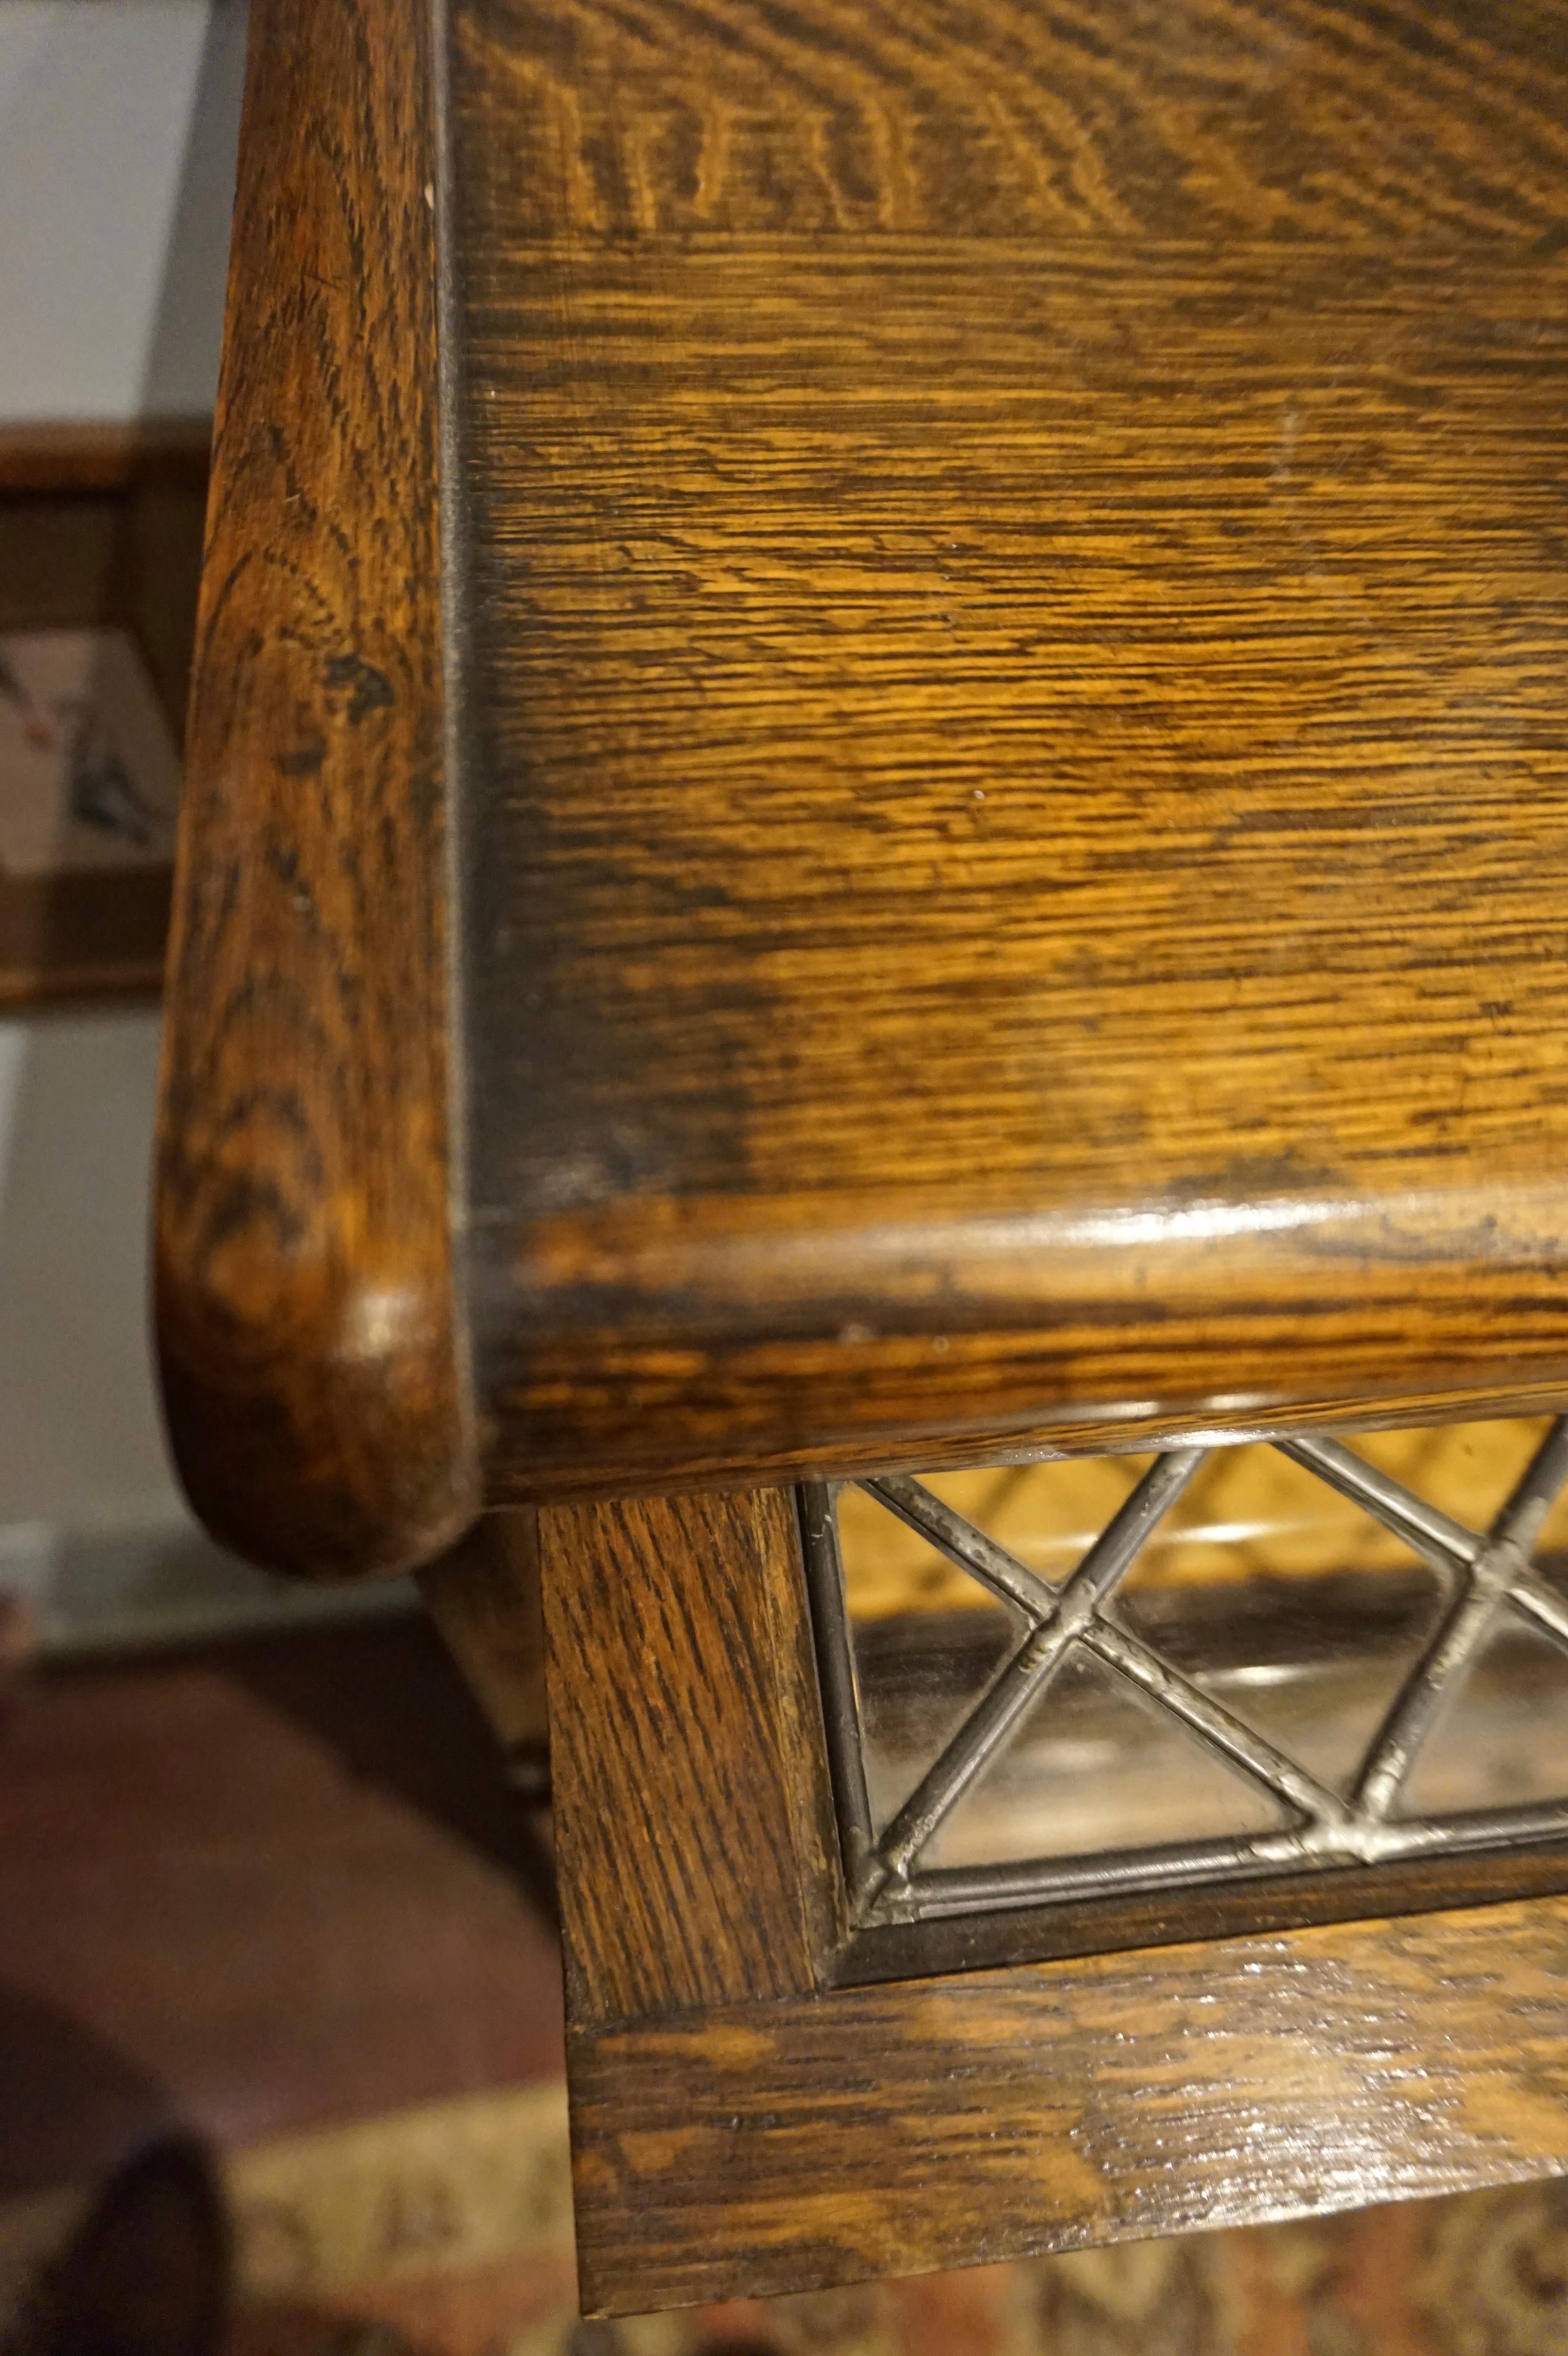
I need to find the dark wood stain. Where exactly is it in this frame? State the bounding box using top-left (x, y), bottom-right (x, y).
top-left (160, 3), bottom-right (1568, 2314)
top-left (569, 1889), bottom-right (1568, 2313)
top-left (419, 1510), bottom-right (550, 1761)
top-left (541, 1472), bottom-right (1568, 2309)
top-left (166, 0), bottom-right (1568, 1554)
top-left (539, 1487), bottom-right (842, 2024)
top-left (445, 0), bottom-right (1568, 1500)
top-left (836, 1837), bottom-right (1568, 1986)
top-left (155, 0), bottom-right (477, 1578)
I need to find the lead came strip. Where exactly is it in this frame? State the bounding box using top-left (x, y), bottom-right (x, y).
top-left (801, 1419), bottom-right (1568, 1932)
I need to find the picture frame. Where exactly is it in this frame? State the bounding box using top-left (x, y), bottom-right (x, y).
top-left (0, 423), bottom-right (208, 1004)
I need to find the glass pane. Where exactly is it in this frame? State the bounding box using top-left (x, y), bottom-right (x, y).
top-left (1355, 1420), bottom-right (1559, 1539)
top-left (829, 1417), bottom-right (1568, 1890)
top-left (925, 1647), bottom-right (1290, 1869)
top-left (1117, 1570), bottom-right (1445, 1794)
top-left (1398, 1605), bottom-right (1568, 1818)
top-left (854, 1603), bottom-right (1016, 1835)
top-left (1124, 1439), bottom-right (1445, 1589)
top-left (837, 1458), bottom-right (1145, 1617)
top-left (921, 1459), bottom-right (1147, 1586)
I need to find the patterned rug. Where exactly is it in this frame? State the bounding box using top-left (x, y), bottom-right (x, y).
top-left (232, 2167), bottom-right (1568, 2356)
top-left (11, 2085), bottom-right (1562, 2356)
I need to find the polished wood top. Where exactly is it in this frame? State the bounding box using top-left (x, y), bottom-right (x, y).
top-left (456, 0), bottom-right (1568, 1501)
top-left (157, 0), bottom-right (1568, 1571)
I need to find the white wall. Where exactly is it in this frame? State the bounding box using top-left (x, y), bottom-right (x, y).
top-left (0, 1010), bottom-right (177, 1528)
top-left (0, 0), bottom-right (249, 424)
top-left (0, 4), bottom-right (411, 1641)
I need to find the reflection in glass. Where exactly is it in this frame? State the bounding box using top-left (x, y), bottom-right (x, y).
top-left (823, 1417), bottom-right (1568, 1922)
top-left (1400, 1615), bottom-right (1568, 1818)
top-left (923, 1645), bottom-right (1289, 1869)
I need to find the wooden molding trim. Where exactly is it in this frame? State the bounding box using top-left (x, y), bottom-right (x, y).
top-left (154, 0), bottom-right (477, 1580)
top-left (569, 1889), bottom-right (1568, 2314)
top-left (492, 1375), bottom-right (1568, 1510)
top-left (0, 421), bottom-right (211, 1006)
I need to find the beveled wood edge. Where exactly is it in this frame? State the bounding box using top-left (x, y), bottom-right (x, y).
top-left (567, 1887), bottom-right (1568, 2314)
top-left (154, 0), bottom-right (478, 1580)
top-left (0, 872), bottom-right (171, 1010)
top-left (473, 991), bottom-right (1568, 1504)
top-left (483, 1183), bottom-right (1568, 1499)
top-left (0, 970), bottom-right (164, 1009)
top-left (491, 1370), bottom-right (1568, 1505)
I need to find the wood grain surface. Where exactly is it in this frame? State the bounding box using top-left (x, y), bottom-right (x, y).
top-left (446, 0), bottom-right (1568, 1499)
top-left (418, 1510), bottom-right (549, 1763)
top-left (541, 1470), bottom-right (1568, 2309)
top-left (539, 1488), bottom-right (841, 2024)
top-left (155, 0), bottom-right (477, 1577)
top-left (165, 0), bottom-right (1568, 1545)
top-left (569, 1888), bottom-right (1568, 2313)
top-left (452, 0), bottom-right (1568, 245)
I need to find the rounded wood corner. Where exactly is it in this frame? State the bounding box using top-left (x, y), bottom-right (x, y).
top-left (151, 0), bottom-right (468, 1583)
top-left (156, 1221), bottom-right (480, 1582)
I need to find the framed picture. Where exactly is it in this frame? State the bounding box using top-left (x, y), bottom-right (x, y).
top-left (0, 424), bottom-right (208, 1004)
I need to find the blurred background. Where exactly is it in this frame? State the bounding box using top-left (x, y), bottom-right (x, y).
top-left (0, 0), bottom-right (382, 1653)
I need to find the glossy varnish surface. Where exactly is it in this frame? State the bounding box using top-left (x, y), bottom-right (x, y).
top-left (570, 1890), bottom-right (1568, 2312)
top-left (543, 1475), bottom-right (1568, 2313)
top-left (156, 0), bottom-right (476, 1575)
top-left (452, 0), bottom-right (1568, 1495)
